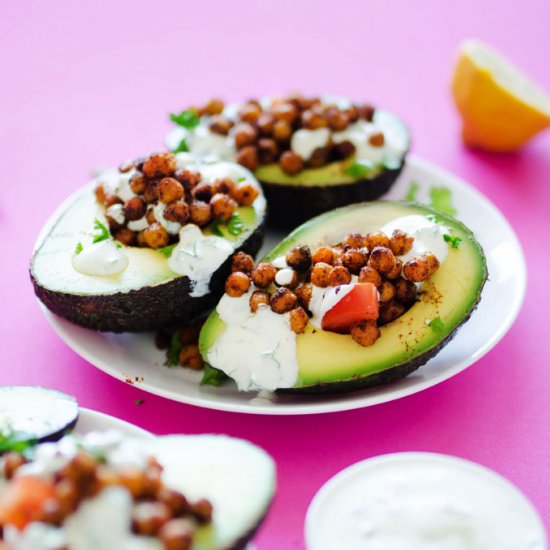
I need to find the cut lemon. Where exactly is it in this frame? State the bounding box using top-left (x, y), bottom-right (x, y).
top-left (452, 39), bottom-right (550, 151)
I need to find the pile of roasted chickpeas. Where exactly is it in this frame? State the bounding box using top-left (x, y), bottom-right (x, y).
top-left (1, 448), bottom-right (212, 550)
top-left (190, 95), bottom-right (382, 175)
top-left (224, 230), bottom-right (440, 347)
top-left (95, 152), bottom-right (259, 250)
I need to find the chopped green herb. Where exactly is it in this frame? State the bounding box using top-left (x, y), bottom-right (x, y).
top-left (172, 137), bottom-right (189, 154)
top-left (429, 187), bottom-right (457, 217)
top-left (427, 316), bottom-right (445, 332)
top-left (443, 233), bottom-right (462, 248)
top-left (75, 242), bottom-right (83, 255)
top-left (92, 219), bottom-right (111, 243)
top-left (200, 364), bottom-right (229, 387)
top-left (115, 242), bottom-right (122, 249)
top-left (405, 181), bottom-right (420, 202)
top-left (226, 213), bottom-right (244, 236)
top-left (0, 430), bottom-right (37, 454)
top-left (158, 244), bottom-right (177, 258)
top-left (169, 110), bottom-right (200, 130)
top-left (209, 219), bottom-right (224, 237)
top-left (344, 160), bottom-right (380, 179)
top-left (135, 399), bottom-right (144, 406)
top-left (237, 176), bottom-right (247, 182)
top-left (166, 331), bottom-right (183, 367)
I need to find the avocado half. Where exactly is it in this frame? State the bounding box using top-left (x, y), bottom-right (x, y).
top-left (199, 201), bottom-right (487, 393)
top-left (255, 110), bottom-right (410, 229)
top-left (30, 182), bottom-right (266, 333)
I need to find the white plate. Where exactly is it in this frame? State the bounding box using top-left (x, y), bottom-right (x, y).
top-left (74, 407), bottom-right (152, 437)
top-left (305, 452), bottom-right (547, 549)
top-left (37, 155), bottom-right (526, 415)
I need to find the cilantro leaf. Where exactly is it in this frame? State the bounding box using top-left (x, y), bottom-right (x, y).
top-left (209, 219), bottom-right (225, 237)
top-left (427, 316), bottom-right (445, 332)
top-left (200, 364), bottom-right (229, 387)
top-left (92, 219), bottom-right (111, 243)
top-left (75, 242), bottom-right (83, 255)
top-left (0, 430), bottom-right (37, 454)
top-left (429, 187), bottom-right (457, 217)
top-left (169, 110), bottom-right (200, 130)
top-left (237, 176), bottom-right (247, 183)
top-left (158, 244), bottom-right (177, 258)
top-left (172, 137), bottom-right (189, 154)
top-left (344, 160), bottom-right (380, 179)
top-left (166, 331), bottom-right (184, 367)
top-left (443, 234), bottom-right (462, 249)
top-left (226, 213), bottom-right (244, 236)
top-left (405, 181), bottom-right (420, 202)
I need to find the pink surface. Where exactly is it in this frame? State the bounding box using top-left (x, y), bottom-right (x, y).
top-left (2, 1), bottom-right (550, 546)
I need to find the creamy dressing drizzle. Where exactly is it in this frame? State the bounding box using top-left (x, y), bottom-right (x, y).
top-left (105, 203), bottom-right (125, 225)
top-left (153, 202), bottom-right (181, 235)
top-left (308, 282), bottom-right (357, 329)
top-left (71, 240), bottom-right (128, 277)
top-left (291, 128), bottom-right (331, 160)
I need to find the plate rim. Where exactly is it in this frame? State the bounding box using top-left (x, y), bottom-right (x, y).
top-left (76, 407), bottom-right (153, 437)
top-left (35, 154), bottom-right (527, 415)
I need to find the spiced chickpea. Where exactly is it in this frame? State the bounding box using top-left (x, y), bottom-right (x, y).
top-left (358, 265), bottom-right (383, 287)
top-left (234, 123), bottom-right (258, 149)
top-left (142, 223), bottom-right (170, 249)
top-left (334, 140), bottom-right (356, 160)
top-left (249, 290), bottom-right (270, 312)
top-left (257, 112), bottom-right (275, 136)
top-left (270, 287), bottom-right (298, 314)
top-left (351, 320), bottom-right (381, 347)
top-left (175, 169), bottom-right (202, 190)
top-left (365, 231), bottom-right (390, 250)
top-left (346, 105), bottom-right (360, 123)
top-left (178, 344), bottom-right (204, 370)
top-left (251, 263), bottom-right (277, 288)
top-left (385, 258), bottom-right (403, 280)
top-left (124, 197), bottom-right (147, 221)
top-left (190, 498), bottom-right (213, 524)
top-left (379, 300), bottom-right (406, 324)
top-left (157, 178), bottom-right (184, 204)
top-left (104, 194), bottom-right (122, 208)
top-left (389, 229), bottom-right (414, 256)
top-left (55, 479), bottom-right (79, 516)
top-left (225, 271), bottom-right (251, 297)
top-left (308, 147), bottom-right (330, 168)
top-left (231, 251), bottom-right (255, 273)
top-left (192, 182), bottom-right (214, 203)
top-left (236, 145), bottom-right (259, 171)
top-left (127, 172), bottom-right (145, 194)
top-left (146, 208), bottom-right (156, 225)
top-left (310, 262), bottom-right (332, 287)
top-left (379, 281), bottom-right (396, 303)
top-left (3, 452), bottom-right (25, 480)
top-left (211, 193), bottom-right (237, 222)
top-left (159, 519), bottom-right (194, 550)
top-left (231, 182), bottom-right (259, 206)
top-left (142, 152), bottom-right (176, 178)
top-left (272, 102), bottom-right (299, 123)
top-left (368, 132), bottom-right (385, 147)
top-left (425, 252), bottom-right (440, 272)
top-left (395, 278), bottom-right (417, 304)
top-left (312, 246), bottom-right (334, 265)
top-left (290, 307), bottom-right (309, 334)
top-left (357, 103), bottom-right (375, 121)
top-left (238, 103), bottom-right (262, 124)
top-left (114, 228), bottom-right (136, 246)
top-left (342, 233), bottom-right (366, 249)
top-left (279, 151), bottom-right (303, 175)
top-left (285, 245), bottom-right (312, 272)
top-left (331, 247), bottom-right (344, 265)
top-left (214, 177), bottom-right (235, 195)
top-left (295, 282), bottom-right (313, 308)
top-left (272, 120), bottom-right (292, 142)
top-left (326, 108), bottom-right (349, 131)
top-left (158, 487), bottom-right (190, 516)
top-left (368, 246), bottom-right (397, 275)
top-left (203, 98), bottom-right (224, 116)
top-left (95, 184), bottom-right (106, 203)
top-left (132, 501), bottom-right (171, 536)
top-left (164, 201), bottom-right (190, 224)
top-left (143, 182), bottom-right (159, 204)
top-left (329, 265), bottom-right (352, 286)
top-left (403, 255), bottom-right (437, 282)
top-left (189, 202), bottom-right (212, 227)
top-left (209, 116), bottom-right (233, 136)
top-left (258, 138), bottom-right (279, 164)
top-left (342, 249), bottom-right (367, 274)
top-left (302, 109), bottom-right (327, 129)
top-left (118, 160), bottom-right (134, 173)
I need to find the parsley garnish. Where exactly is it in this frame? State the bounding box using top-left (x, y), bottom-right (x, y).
top-left (200, 364), bottom-right (229, 386)
top-left (92, 219), bottom-right (111, 243)
top-left (429, 187), bottom-right (457, 217)
top-left (209, 213), bottom-right (244, 238)
top-left (237, 176), bottom-right (247, 183)
top-left (405, 181), bottom-right (420, 202)
top-left (75, 242), bottom-right (83, 255)
top-left (428, 316), bottom-right (445, 332)
top-left (344, 160), bottom-right (379, 179)
top-left (443, 234), bottom-right (462, 248)
top-left (169, 110), bottom-right (200, 129)
top-left (166, 331), bottom-right (183, 367)
top-left (158, 244), bottom-right (177, 258)
top-left (172, 137), bottom-right (189, 154)
top-left (0, 430), bottom-right (37, 454)
top-left (210, 219), bottom-right (224, 237)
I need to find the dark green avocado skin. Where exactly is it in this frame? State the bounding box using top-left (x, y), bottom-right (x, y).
top-left (261, 161), bottom-right (405, 230)
top-left (30, 224), bottom-right (264, 333)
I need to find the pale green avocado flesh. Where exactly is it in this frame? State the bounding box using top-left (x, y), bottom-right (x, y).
top-left (199, 201), bottom-right (487, 390)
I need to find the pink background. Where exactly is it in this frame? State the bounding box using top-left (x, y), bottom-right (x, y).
top-left (2, 0), bottom-right (550, 546)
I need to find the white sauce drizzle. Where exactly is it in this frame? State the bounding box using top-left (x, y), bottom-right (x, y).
top-left (153, 202), bottom-right (181, 235)
top-left (290, 128), bottom-right (331, 160)
top-left (72, 240), bottom-right (128, 277)
top-left (105, 203), bottom-right (125, 225)
top-left (275, 268), bottom-right (296, 286)
top-left (127, 216), bottom-right (149, 232)
top-left (309, 283), bottom-right (357, 329)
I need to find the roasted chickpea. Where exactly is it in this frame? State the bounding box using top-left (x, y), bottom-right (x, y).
top-left (342, 249), bottom-right (367, 274)
top-left (236, 145), bottom-right (259, 171)
top-left (127, 172), bottom-right (145, 194)
top-left (331, 247), bottom-right (344, 265)
top-left (232, 251), bottom-right (255, 273)
top-left (258, 138), bottom-right (279, 164)
top-left (124, 197), bottom-right (146, 221)
top-left (312, 246), bottom-right (334, 265)
top-left (117, 466), bottom-right (148, 498)
top-left (159, 518), bottom-right (194, 550)
top-left (142, 152), bottom-right (176, 178)
top-left (272, 102), bottom-right (299, 123)
top-left (55, 479), bottom-right (79, 516)
top-left (395, 278), bottom-right (417, 304)
top-left (190, 499), bottom-right (213, 523)
top-left (163, 201), bottom-right (190, 224)
top-left (104, 194), bottom-right (122, 208)
top-left (189, 201), bottom-right (212, 227)
top-left (132, 501), bottom-right (171, 536)
top-left (238, 102), bottom-right (262, 124)
top-left (358, 265), bottom-right (383, 287)
top-left (386, 258), bottom-right (403, 280)
top-left (368, 246), bottom-right (397, 275)
top-left (425, 252), bottom-right (440, 272)
top-left (257, 112), bottom-right (275, 136)
top-left (357, 103), bottom-right (375, 121)
top-left (351, 320), bottom-right (381, 347)
top-left (329, 265), bottom-right (352, 286)
top-left (175, 169), bottom-right (202, 191)
top-left (272, 120), bottom-right (292, 142)
top-left (345, 105), bottom-right (360, 122)
top-left (290, 307), bottom-right (309, 333)
top-left (95, 184), bottom-right (106, 204)
top-left (249, 290), bottom-right (270, 312)
top-left (3, 452), bottom-right (25, 480)
top-left (203, 98), bottom-right (224, 115)
top-left (118, 160), bottom-right (135, 173)
top-left (178, 344), bottom-right (204, 370)
top-left (326, 108), bottom-right (349, 131)
top-left (295, 283), bottom-right (313, 309)
top-left (143, 182), bottom-right (159, 204)
top-left (285, 245), bottom-right (312, 272)
top-left (279, 151), bottom-right (304, 175)
top-left (270, 287), bottom-right (298, 314)
top-left (209, 115), bottom-right (233, 136)
top-left (251, 263), bottom-right (277, 288)
top-left (142, 223), bottom-right (170, 249)
top-left (403, 255), bottom-right (438, 282)
top-left (192, 182), bottom-right (213, 203)
top-left (157, 178), bottom-right (184, 204)
top-left (365, 231), bottom-right (390, 250)
top-left (210, 193), bottom-right (237, 222)
top-left (114, 227), bottom-right (136, 246)
top-left (333, 140), bottom-right (356, 160)
top-left (225, 271), bottom-right (251, 297)
top-left (231, 182), bottom-right (259, 206)
top-left (307, 146), bottom-right (330, 168)
top-left (234, 123), bottom-right (258, 149)
top-left (368, 132), bottom-right (385, 147)
top-left (301, 109), bottom-right (328, 129)
top-left (379, 281), bottom-right (396, 303)
top-left (379, 300), bottom-right (406, 324)
top-left (389, 229), bottom-right (414, 256)
top-left (342, 233), bottom-right (366, 249)
top-left (311, 262), bottom-right (332, 287)
top-left (146, 207), bottom-right (156, 225)
top-left (214, 177), bottom-right (236, 195)
top-left (158, 487), bottom-right (190, 516)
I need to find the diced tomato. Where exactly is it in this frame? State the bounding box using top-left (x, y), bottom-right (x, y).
top-left (322, 282), bottom-right (379, 333)
top-left (0, 475), bottom-right (56, 530)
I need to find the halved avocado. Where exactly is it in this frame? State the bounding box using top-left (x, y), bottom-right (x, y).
top-left (30, 181), bottom-right (266, 333)
top-left (199, 201), bottom-right (487, 393)
top-left (254, 110), bottom-right (410, 229)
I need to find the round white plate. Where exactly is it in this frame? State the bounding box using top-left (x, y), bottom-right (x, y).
top-left (305, 452), bottom-right (546, 549)
top-left (37, 155), bottom-right (526, 414)
top-left (74, 407), bottom-right (152, 437)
